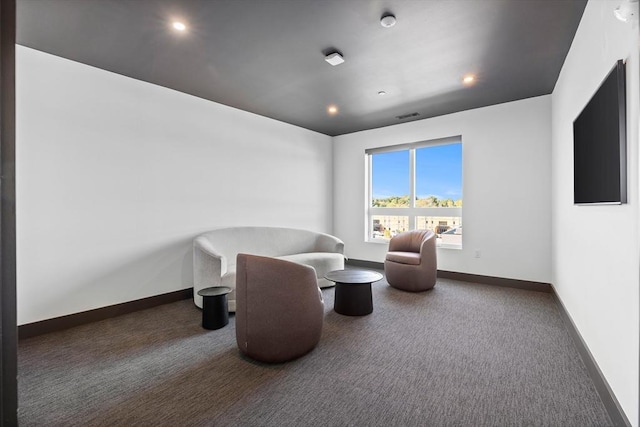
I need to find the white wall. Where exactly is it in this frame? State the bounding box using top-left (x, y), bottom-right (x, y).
top-left (551, 0), bottom-right (639, 424)
top-left (16, 46), bottom-right (333, 325)
top-left (333, 95), bottom-right (552, 283)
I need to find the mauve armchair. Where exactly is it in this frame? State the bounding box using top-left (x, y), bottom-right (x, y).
top-left (235, 253), bottom-right (324, 363)
top-left (384, 230), bottom-right (437, 292)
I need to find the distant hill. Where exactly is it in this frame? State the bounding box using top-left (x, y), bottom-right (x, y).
top-left (372, 195), bottom-right (462, 208)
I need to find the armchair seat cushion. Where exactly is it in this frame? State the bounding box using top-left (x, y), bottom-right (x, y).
top-left (385, 251), bottom-right (421, 265)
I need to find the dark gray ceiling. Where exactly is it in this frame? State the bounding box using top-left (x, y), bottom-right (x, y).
top-left (17, 0), bottom-right (586, 136)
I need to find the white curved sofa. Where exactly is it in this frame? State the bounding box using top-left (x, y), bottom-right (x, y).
top-left (193, 226), bottom-right (345, 311)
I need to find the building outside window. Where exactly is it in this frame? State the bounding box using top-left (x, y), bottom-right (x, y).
top-left (366, 136), bottom-right (463, 248)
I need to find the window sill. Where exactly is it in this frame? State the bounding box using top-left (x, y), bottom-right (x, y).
top-left (437, 243), bottom-right (463, 250)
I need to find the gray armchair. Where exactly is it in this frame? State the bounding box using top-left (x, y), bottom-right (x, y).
top-left (384, 230), bottom-right (437, 292)
top-left (235, 253), bottom-right (324, 363)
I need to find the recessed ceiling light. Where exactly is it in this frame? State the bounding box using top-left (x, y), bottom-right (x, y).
top-left (172, 21), bottom-right (187, 31)
top-left (378, 91), bottom-right (387, 96)
top-left (463, 74), bottom-right (475, 85)
top-left (327, 105), bottom-right (339, 115)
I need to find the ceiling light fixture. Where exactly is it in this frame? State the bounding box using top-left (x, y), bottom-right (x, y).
top-left (172, 21), bottom-right (187, 31)
top-left (327, 105), bottom-right (339, 115)
top-left (614, 0), bottom-right (638, 22)
top-left (463, 75), bottom-right (475, 85)
top-left (378, 91), bottom-right (387, 96)
top-left (380, 13), bottom-right (396, 28)
top-left (325, 52), bottom-right (345, 66)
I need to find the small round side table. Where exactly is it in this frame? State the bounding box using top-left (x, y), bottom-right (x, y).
top-left (197, 286), bottom-right (232, 330)
top-left (324, 269), bottom-right (383, 316)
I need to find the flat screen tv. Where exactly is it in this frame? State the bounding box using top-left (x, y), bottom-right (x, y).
top-left (573, 60), bottom-right (626, 205)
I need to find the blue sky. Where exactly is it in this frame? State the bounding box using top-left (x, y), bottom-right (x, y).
top-left (372, 143), bottom-right (462, 200)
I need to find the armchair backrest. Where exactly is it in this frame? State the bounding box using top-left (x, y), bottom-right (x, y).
top-left (235, 253), bottom-right (324, 363)
top-left (388, 230), bottom-right (435, 253)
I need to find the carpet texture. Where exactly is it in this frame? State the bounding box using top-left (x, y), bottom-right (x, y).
top-left (18, 275), bottom-right (612, 426)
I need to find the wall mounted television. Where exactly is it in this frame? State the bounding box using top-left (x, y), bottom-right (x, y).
top-left (573, 59), bottom-right (627, 205)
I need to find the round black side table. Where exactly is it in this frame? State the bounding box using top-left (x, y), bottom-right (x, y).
top-left (325, 269), bottom-right (383, 316)
top-left (197, 286), bottom-right (232, 330)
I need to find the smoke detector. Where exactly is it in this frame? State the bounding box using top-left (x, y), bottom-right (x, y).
top-left (381, 13), bottom-right (396, 28)
top-left (614, 0), bottom-right (639, 22)
top-left (325, 52), bottom-right (345, 66)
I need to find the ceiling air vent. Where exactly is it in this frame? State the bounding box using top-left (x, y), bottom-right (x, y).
top-left (396, 112), bottom-right (420, 120)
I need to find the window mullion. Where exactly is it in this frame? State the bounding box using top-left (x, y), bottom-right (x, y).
top-left (410, 149), bottom-right (416, 230)
top-left (409, 148), bottom-right (416, 207)
top-left (366, 154), bottom-right (373, 240)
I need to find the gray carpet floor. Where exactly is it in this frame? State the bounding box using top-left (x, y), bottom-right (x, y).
top-left (18, 275), bottom-right (612, 426)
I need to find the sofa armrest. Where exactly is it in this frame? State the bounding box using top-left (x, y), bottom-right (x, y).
top-left (193, 236), bottom-right (226, 308)
top-left (314, 233), bottom-right (345, 255)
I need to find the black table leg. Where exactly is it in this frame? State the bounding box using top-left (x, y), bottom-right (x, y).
top-left (334, 282), bottom-right (373, 316)
top-left (202, 294), bottom-right (229, 330)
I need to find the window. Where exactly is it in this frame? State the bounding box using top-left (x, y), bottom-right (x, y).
top-left (366, 137), bottom-right (462, 248)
